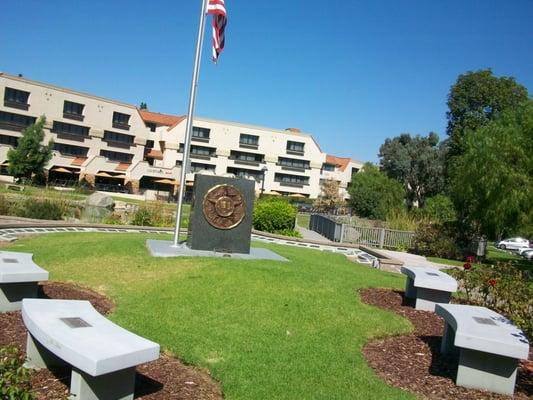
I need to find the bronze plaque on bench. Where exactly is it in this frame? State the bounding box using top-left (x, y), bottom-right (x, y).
top-left (60, 317), bottom-right (92, 328)
top-left (472, 317), bottom-right (497, 326)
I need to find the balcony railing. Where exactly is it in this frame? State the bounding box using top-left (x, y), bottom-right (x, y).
top-left (3, 100), bottom-right (29, 111)
top-left (63, 112), bottom-right (84, 122)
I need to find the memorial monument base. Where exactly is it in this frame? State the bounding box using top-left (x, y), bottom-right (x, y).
top-left (146, 240), bottom-right (288, 262)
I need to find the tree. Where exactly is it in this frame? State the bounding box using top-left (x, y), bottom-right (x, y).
top-left (413, 194), bottom-right (456, 223)
top-left (446, 69), bottom-right (528, 160)
top-left (314, 179), bottom-right (344, 213)
top-left (7, 116), bottom-right (53, 181)
top-left (139, 102), bottom-right (148, 110)
top-left (347, 163), bottom-right (405, 220)
top-left (449, 100), bottom-right (533, 239)
top-left (379, 132), bottom-right (444, 208)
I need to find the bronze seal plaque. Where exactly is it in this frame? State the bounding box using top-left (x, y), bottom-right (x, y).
top-left (202, 184), bottom-right (246, 229)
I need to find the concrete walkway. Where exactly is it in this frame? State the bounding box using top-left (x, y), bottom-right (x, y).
top-left (295, 225), bottom-right (333, 243)
top-left (378, 249), bottom-right (454, 270)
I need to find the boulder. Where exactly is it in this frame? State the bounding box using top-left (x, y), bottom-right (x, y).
top-left (86, 192), bottom-right (114, 209)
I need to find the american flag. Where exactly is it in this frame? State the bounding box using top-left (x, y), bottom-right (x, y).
top-left (206, 0), bottom-right (227, 63)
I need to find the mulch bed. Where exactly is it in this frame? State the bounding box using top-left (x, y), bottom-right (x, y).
top-left (360, 288), bottom-right (533, 400)
top-left (0, 282), bottom-right (222, 400)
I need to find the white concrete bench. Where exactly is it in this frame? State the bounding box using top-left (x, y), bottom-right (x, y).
top-left (22, 299), bottom-right (160, 400)
top-left (0, 251), bottom-right (48, 312)
top-left (400, 265), bottom-right (457, 311)
top-left (436, 303), bottom-right (530, 395)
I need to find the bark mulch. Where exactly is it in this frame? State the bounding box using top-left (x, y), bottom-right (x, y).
top-left (360, 288), bottom-right (533, 400)
top-left (0, 282), bottom-right (222, 400)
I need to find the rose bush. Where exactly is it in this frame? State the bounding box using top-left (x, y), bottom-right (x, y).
top-left (451, 259), bottom-right (533, 340)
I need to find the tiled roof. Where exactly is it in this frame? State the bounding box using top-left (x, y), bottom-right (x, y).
top-left (115, 162), bottom-right (130, 172)
top-left (325, 155), bottom-right (352, 172)
top-left (71, 157), bottom-right (87, 166)
top-left (285, 128), bottom-right (301, 133)
top-left (138, 110), bottom-right (185, 127)
top-left (145, 149), bottom-right (163, 160)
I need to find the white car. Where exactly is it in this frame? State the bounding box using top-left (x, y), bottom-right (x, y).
top-left (522, 249), bottom-right (533, 260)
top-left (517, 247), bottom-right (533, 256)
top-left (496, 237), bottom-right (530, 250)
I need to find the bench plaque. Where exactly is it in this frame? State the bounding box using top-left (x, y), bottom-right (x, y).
top-left (60, 317), bottom-right (92, 328)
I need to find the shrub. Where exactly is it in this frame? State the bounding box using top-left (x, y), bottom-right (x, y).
top-left (14, 198), bottom-right (65, 220)
top-left (103, 213), bottom-right (124, 225)
top-left (413, 194), bottom-right (456, 223)
top-left (130, 206), bottom-right (153, 226)
top-left (450, 261), bottom-right (533, 341)
top-left (272, 228), bottom-right (302, 238)
top-left (0, 345), bottom-right (34, 400)
top-left (385, 207), bottom-right (419, 231)
top-left (129, 202), bottom-right (174, 227)
top-left (0, 194), bottom-right (12, 215)
top-left (411, 221), bottom-right (462, 259)
top-left (253, 198), bottom-right (297, 235)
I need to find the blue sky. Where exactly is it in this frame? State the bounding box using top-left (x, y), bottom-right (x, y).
top-left (1, 0), bottom-right (532, 162)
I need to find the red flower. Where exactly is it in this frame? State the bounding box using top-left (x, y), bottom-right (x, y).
top-left (463, 262), bottom-right (472, 270)
top-left (466, 256), bottom-right (475, 263)
top-left (488, 278), bottom-right (496, 287)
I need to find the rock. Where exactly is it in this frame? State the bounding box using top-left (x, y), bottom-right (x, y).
top-left (86, 192), bottom-right (114, 209)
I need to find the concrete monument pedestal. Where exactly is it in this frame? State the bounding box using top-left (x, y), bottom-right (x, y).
top-left (148, 175), bottom-right (287, 262)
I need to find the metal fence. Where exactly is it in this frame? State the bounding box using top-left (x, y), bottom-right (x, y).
top-left (342, 225), bottom-right (415, 249)
top-left (309, 214), bottom-right (415, 249)
top-left (309, 214), bottom-right (344, 242)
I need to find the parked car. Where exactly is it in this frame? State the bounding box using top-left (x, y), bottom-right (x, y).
top-left (522, 249), bottom-right (533, 260)
top-left (517, 247), bottom-right (533, 256)
top-left (496, 237), bottom-right (530, 250)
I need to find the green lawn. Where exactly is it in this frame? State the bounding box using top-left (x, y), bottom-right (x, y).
top-left (428, 245), bottom-right (532, 272)
top-left (296, 213), bottom-right (310, 229)
top-left (6, 233), bottom-right (414, 400)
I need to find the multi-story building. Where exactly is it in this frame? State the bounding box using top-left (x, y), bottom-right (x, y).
top-left (0, 73), bottom-right (362, 199)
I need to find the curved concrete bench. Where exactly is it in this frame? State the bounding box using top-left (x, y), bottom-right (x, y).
top-left (400, 265), bottom-right (457, 311)
top-left (0, 251), bottom-right (48, 312)
top-left (436, 303), bottom-right (530, 395)
top-left (22, 299), bottom-right (160, 400)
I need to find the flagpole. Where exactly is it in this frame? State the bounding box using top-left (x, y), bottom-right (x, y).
top-left (172, 0), bottom-right (209, 247)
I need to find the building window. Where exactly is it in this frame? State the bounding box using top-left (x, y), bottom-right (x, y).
top-left (179, 144), bottom-right (216, 158)
top-left (239, 134), bottom-right (259, 147)
top-left (0, 134), bottom-right (19, 147)
top-left (0, 111), bottom-right (36, 132)
top-left (190, 162), bottom-right (216, 173)
top-left (103, 130), bottom-right (134, 147)
top-left (112, 112), bottom-right (131, 130)
top-left (63, 101), bottom-right (85, 121)
top-left (322, 163), bottom-right (335, 172)
top-left (145, 140), bottom-right (154, 149)
top-left (227, 167), bottom-right (263, 182)
top-left (192, 126), bottom-right (210, 141)
top-left (191, 145), bottom-right (216, 157)
top-left (54, 143), bottom-right (89, 157)
top-left (286, 141), bottom-right (305, 154)
top-left (230, 150), bottom-right (264, 164)
top-left (351, 167), bottom-right (360, 176)
top-left (100, 150), bottom-right (133, 163)
top-left (52, 121), bottom-right (90, 139)
top-left (4, 87), bottom-right (30, 110)
top-left (146, 122), bottom-right (156, 132)
top-left (278, 157), bottom-right (310, 170)
top-left (274, 173), bottom-right (309, 186)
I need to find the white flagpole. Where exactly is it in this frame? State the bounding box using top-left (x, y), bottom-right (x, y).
top-left (172, 0), bottom-right (209, 247)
